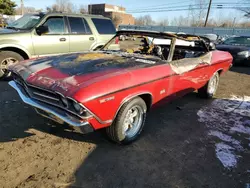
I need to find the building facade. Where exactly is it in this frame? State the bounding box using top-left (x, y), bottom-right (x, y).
top-left (88, 4), bottom-right (135, 27)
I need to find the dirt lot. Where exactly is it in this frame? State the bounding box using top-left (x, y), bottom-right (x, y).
top-left (0, 66), bottom-right (250, 188)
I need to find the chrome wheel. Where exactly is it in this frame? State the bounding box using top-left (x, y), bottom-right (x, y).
top-left (208, 74), bottom-right (218, 94)
top-left (123, 105), bottom-right (144, 138)
top-left (0, 57), bottom-right (18, 76)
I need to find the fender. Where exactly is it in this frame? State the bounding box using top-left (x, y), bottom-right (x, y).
top-left (0, 43), bottom-right (32, 58)
top-left (91, 43), bottom-right (106, 50)
top-left (112, 91), bottom-right (153, 121)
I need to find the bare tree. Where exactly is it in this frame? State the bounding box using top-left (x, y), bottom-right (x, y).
top-left (171, 16), bottom-right (189, 26)
top-left (188, 0), bottom-right (207, 26)
top-left (15, 6), bottom-right (41, 14)
top-left (47, 0), bottom-right (74, 13)
top-left (135, 15), bottom-right (155, 26)
top-left (238, 0), bottom-right (250, 17)
top-left (158, 19), bottom-right (169, 26)
top-left (111, 15), bottom-right (122, 28)
top-left (79, 5), bottom-right (87, 14)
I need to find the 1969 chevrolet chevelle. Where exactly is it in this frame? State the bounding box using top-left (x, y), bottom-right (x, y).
top-left (9, 30), bottom-right (233, 144)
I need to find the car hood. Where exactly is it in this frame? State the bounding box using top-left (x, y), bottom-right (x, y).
top-left (216, 44), bottom-right (250, 55)
top-left (0, 28), bottom-right (25, 34)
top-left (10, 52), bottom-right (161, 96)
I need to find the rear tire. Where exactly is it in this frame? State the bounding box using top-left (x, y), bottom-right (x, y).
top-left (0, 51), bottom-right (24, 78)
top-left (198, 72), bottom-right (219, 98)
top-left (106, 97), bottom-right (147, 144)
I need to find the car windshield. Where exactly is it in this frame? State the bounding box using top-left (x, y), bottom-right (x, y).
top-left (7, 14), bottom-right (44, 30)
top-left (102, 33), bottom-right (207, 61)
top-left (223, 37), bottom-right (250, 46)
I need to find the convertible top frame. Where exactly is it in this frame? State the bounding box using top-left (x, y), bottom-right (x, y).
top-left (102, 30), bottom-right (211, 52)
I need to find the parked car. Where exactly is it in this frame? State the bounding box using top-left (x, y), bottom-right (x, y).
top-left (9, 30), bottom-right (232, 144)
top-left (216, 36), bottom-right (250, 66)
top-left (0, 12), bottom-right (116, 78)
top-left (202, 34), bottom-right (219, 43)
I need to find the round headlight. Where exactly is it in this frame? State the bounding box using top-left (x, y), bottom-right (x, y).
top-left (61, 97), bottom-right (68, 107)
top-left (73, 102), bottom-right (85, 115)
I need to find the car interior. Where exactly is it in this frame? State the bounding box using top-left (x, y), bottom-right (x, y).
top-left (111, 34), bottom-right (209, 62)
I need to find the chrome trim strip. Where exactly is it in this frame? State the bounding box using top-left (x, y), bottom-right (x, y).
top-left (33, 92), bottom-right (60, 101)
top-left (67, 97), bottom-right (113, 124)
top-left (26, 82), bottom-right (56, 94)
top-left (30, 95), bottom-right (93, 120)
top-left (9, 81), bottom-right (91, 127)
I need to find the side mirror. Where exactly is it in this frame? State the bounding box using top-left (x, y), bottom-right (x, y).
top-left (36, 25), bottom-right (49, 36)
top-left (209, 42), bottom-right (216, 50)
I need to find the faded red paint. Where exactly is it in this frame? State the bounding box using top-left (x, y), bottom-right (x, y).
top-left (10, 50), bottom-right (233, 130)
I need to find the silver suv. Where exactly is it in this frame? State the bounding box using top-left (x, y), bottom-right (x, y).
top-left (0, 12), bottom-right (116, 78)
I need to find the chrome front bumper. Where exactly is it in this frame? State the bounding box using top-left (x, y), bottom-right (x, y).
top-left (9, 81), bottom-right (93, 133)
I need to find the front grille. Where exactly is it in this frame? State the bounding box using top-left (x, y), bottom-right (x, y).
top-left (13, 73), bottom-right (62, 107)
top-left (12, 73), bottom-right (91, 119)
top-left (27, 84), bottom-right (61, 106)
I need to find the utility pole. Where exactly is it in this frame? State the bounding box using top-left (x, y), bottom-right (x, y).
top-left (232, 17), bottom-right (236, 28)
top-left (204, 0), bottom-right (212, 27)
top-left (21, 0), bottom-right (24, 15)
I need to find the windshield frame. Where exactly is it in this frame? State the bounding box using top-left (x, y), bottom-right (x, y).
top-left (100, 31), bottom-right (209, 63)
top-left (101, 31), bottom-right (209, 51)
top-left (7, 13), bottom-right (45, 30)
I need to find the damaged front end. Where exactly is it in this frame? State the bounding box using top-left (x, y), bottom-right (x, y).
top-left (9, 75), bottom-right (94, 134)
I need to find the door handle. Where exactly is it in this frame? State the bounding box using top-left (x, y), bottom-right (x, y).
top-left (89, 37), bottom-right (94, 41)
top-left (59, 38), bottom-right (66, 42)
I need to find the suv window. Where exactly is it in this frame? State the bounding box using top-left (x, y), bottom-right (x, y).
top-left (43, 17), bottom-right (65, 34)
top-left (83, 19), bottom-right (92, 34)
top-left (91, 18), bottom-right (116, 34)
top-left (68, 17), bottom-right (85, 34)
top-left (68, 17), bottom-right (92, 34)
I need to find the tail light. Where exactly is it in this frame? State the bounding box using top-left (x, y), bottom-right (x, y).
top-left (115, 37), bottom-right (119, 44)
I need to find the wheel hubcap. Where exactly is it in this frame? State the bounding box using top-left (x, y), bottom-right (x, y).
top-left (123, 105), bottom-right (144, 138)
top-left (208, 75), bottom-right (218, 94)
top-left (0, 57), bottom-right (18, 75)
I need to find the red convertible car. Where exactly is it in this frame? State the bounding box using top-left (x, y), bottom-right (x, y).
top-left (9, 30), bottom-right (233, 144)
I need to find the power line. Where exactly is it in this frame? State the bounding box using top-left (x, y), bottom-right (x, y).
top-left (127, 6), bottom-right (250, 14)
top-left (127, 4), bottom-right (209, 12)
top-left (127, 2), bottom-right (250, 12)
top-left (126, 0), bottom-right (194, 11)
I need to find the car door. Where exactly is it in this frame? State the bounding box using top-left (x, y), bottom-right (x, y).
top-left (32, 16), bottom-right (69, 56)
top-left (167, 39), bottom-right (210, 95)
top-left (67, 17), bottom-right (96, 52)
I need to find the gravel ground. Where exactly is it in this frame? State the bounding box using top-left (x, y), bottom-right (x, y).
top-left (0, 66), bottom-right (250, 188)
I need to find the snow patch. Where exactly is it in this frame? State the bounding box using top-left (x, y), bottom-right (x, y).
top-left (209, 131), bottom-right (243, 150)
top-left (215, 143), bottom-right (238, 169)
top-left (197, 95), bottom-right (250, 169)
top-left (231, 124), bottom-right (250, 135)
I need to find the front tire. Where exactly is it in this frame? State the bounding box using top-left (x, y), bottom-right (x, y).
top-left (0, 51), bottom-right (24, 78)
top-left (198, 72), bottom-right (220, 98)
top-left (106, 97), bottom-right (147, 144)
